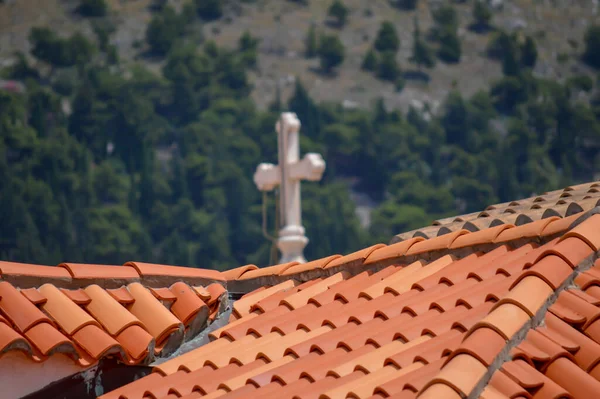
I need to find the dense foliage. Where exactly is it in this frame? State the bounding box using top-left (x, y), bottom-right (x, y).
top-left (1, 7), bottom-right (600, 272)
top-left (327, 0), bottom-right (349, 28)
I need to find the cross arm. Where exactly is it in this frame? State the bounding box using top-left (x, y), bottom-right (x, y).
top-left (254, 163), bottom-right (281, 191)
top-left (289, 153), bottom-right (326, 181)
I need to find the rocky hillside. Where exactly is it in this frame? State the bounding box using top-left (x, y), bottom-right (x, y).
top-left (1, 0), bottom-right (598, 111)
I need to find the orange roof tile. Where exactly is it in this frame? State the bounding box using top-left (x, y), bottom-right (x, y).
top-left (100, 201), bottom-right (600, 399)
top-left (391, 181), bottom-right (600, 243)
top-left (0, 261), bottom-right (227, 370)
top-left (3, 180), bottom-right (600, 398)
top-left (125, 261), bottom-right (224, 285)
top-left (58, 263), bottom-right (140, 281)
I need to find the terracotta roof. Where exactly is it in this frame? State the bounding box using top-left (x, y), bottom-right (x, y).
top-left (5, 180), bottom-right (600, 399)
top-left (391, 181), bottom-right (600, 244)
top-left (0, 262), bottom-right (226, 368)
top-left (99, 202), bottom-right (600, 397)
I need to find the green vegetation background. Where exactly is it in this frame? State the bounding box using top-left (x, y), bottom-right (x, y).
top-left (1, 0), bottom-right (600, 270)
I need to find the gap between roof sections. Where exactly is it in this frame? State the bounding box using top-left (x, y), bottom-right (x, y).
top-left (467, 249), bottom-right (600, 399)
top-left (151, 298), bottom-right (235, 366)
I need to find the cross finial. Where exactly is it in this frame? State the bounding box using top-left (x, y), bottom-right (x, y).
top-left (253, 112), bottom-right (326, 264)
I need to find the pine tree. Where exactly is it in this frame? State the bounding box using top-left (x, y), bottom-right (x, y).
top-left (584, 25), bottom-right (600, 68)
top-left (374, 21), bottom-right (400, 53)
top-left (471, 0), bottom-right (492, 32)
top-left (171, 153), bottom-right (190, 202)
top-left (317, 34), bottom-right (345, 73)
top-left (430, 4), bottom-right (459, 40)
top-left (362, 47), bottom-right (378, 71)
top-left (79, 0), bottom-right (108, 17)
top-left (138, 144), bottom-right (155, 219)
top-left (305, 24), bottom-right (318, 58)
top-left (238, 31), bottom-right (260, 68)
top-left (195, 0), bottom-right (222, 21)
top-left (410, 17), bottom-right (435, 71)
top-left (501, 37), bottom-right (520, 76)
top-left (395, 0), bottom-right (418, 11)
top-left (327, 0), bottom-right (349, 28)
top-left (520, 36), bottom-right (538, 68)
top-left (269, 83), bottom-right (283, 112)
top-left (377, 51), bottom-right (400, 81)
top-left (437, 28), bottom-right (462, 63)
top-left (288, 80), bottom-right (321, 140)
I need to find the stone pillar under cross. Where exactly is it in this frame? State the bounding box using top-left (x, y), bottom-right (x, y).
top-left (253, 112), bottom-right (326, 264)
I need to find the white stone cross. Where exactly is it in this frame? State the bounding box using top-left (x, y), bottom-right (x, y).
top-left (253, 112), bottom-right (326, 264)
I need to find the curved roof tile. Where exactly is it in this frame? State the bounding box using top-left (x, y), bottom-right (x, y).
top-left (103, 206), bottom-right (600, 399)
top-left (0, 262), bottom-right (227, 370)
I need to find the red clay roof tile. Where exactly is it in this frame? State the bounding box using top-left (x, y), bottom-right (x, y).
top-left (19, 287), bottom-right (46, 305)
top-left (58, 263), bottom-right (139, 281)
top-left (493, 275), bottom-right (553, 317)
top-left (364, 238), bottom-right (425, 265)
top-left (115, 325), bottom-right (153, 361)
top-left (149, 287), bottom-right (178, 302)
top-left (516, 254), bottom-right (572, 290)
top-left (6, 182), bottom-right (600, 399)
top-left (0, 282), bottom-right (53, 333)
top-left (60, 288), bottom-right (92, 305)
top-left (83, 285), bottom-right (142, 336)
top-left (325, 244), bottom-right (387, 269)
top-left (125, 261), bottom-right (224, 282)
top-left (486, 369), bottom-right (529, 399)
top-left (237, 261), bottom-right (300, 280)
top-left (359, 260), bottom-right (425, 300)
top-left (423, 353), bottom-right (488, 396)
top-left (24, 321), bottom-right (75, 357)
top-left (454, 327), bottom-right (506, 367)
top-left (0, 322), bottom-right (30, 356)
top-left (126, 283), bottom-right (183, 347)
top-left (406, 230), bottom-right (471, 255)
top-left (280, 273), bottom-right (348, 310)
top-left (0, 273), bottom-right (228, 371)
top-left (545, 356), bottom-right (600, 397)
top-left (473, 302), bottom-right (531, 341)
top-left (38, 283), bottom-right (100, 336)
top-left (449, 224), bottom-right (515, 249)
top-left (541, 212), bottom-right (583, 236)
top-left (384, 255), bottom-right (455, 296)
top-left (72, 324), bottom-right (122, 360)
top-left (106, 287), bottom-right (135, 304)
top-left (537, 236), bottom-right (595, 268)
top-left (192, 285), bottom-right (212, 301)
top-left (104, 210), bottom-right (600, 398)
top-left (221, 264), bottom-right (258, 280)
top-left (0, 261), bottom-right (71, 281)
top-left (494, 217), bottom-right (560, 243)
top-left (169, 282), bottom-right (209, 326)
top-left (559, 213), bottom-right (600, 251)
top-left (206, 282), bottom-right (227, 306)
top-left (280, 255), bottom-right (342, 276)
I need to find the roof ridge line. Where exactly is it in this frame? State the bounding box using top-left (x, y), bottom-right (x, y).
top-left (390, 181), bottom-right (600, 245)
top-left (226, 222), bottom-right (572, 295)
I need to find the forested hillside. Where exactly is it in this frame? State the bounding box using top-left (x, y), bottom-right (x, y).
top-left (1, 0), bottom-right (600, 270)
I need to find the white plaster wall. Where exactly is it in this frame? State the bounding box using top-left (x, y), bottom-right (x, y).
top-left (0, 351), bottom-right (82, 399)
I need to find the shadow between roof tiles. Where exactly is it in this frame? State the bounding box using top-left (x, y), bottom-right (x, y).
top-left (390, 187), bottom-right (600, 245)
top-left (465, 247), bottom-right (600, 399)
